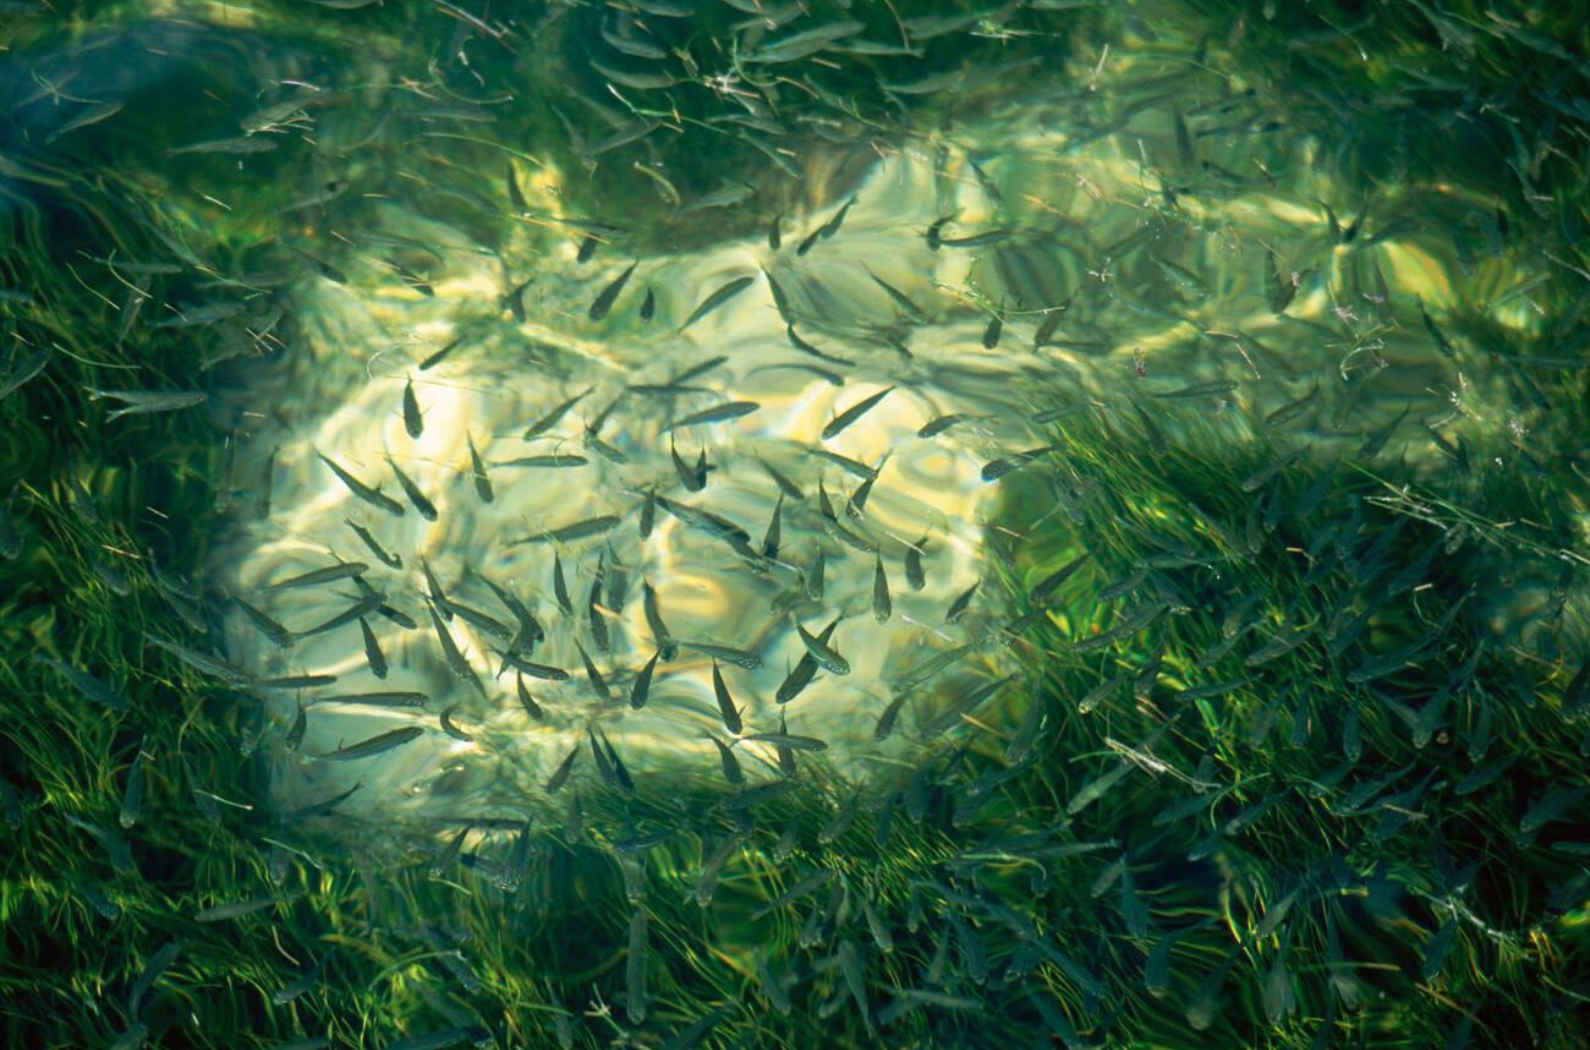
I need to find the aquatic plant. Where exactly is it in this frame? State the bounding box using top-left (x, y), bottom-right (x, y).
top-left (2, 2), bottom-right (1587, 1049)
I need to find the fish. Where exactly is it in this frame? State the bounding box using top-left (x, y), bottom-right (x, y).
top-left (818, 789), bottom-right (861, 845)
top-left (874, 691), bottom-right (911, 741)
top-left (575, 640), bottom-right (613, 699)
top-left (34, 654), bottom-right (129, 711)
top-left (494, 647), bottom-right (570, 681)
top-left (639, 288), bottom-right (656, 321)
top-left (495, 454), bottom-right (590, 469)
top-left (745, 19), bottom-right (864, 63)
top-left (924, 214), bottom-right (956, 251)
top-left (278, 179), bottom-right (349, 215)
top-left (775, 625), bottom-right (828, 704)
top-left (144, 634), bottom-right (252, 685)
top-left (417, 557), bottom-right (450, 616)
top-left (357, 617), bottom-right (388, 679)
top-left (927, 672), bottom-right (1017, 737)
top-left (761, 494), bottom-right (783, 559)
top-left (343, 519), bottom-right (401, 569)
top-left (1149, 379), bottom-right (1238, 400)
top-left (190, 894), bottom-right (297, 924)
top-left (550, 551), bottom-right (574, 615)
top-left (633, 160), bottom-right (681, 206)
top-left (230, 595), bottom-right (294, 649)
top-left (583, 424), bottom-right (630, 465)
top-left (626, 909), bottom-right (649, 1024)
top-left (264, 562), bottom-right (370, 591)
top-left (439, 705), bottom-right (473, 742)
top-left (665, 401), bottom-right (760, 430)
top-left (418, 337), bottom-right (464, 373)
top-left (307, 691), bottom-right (429, 708)
top-left (589, 262), bottom-right (638, 321)
top-left (661, 355), bottom-right (732, 389)
top-left (982, 316), bottom-right (1003, 349)
top-left (872, 555), bottom-right (892, 622)
top-left (597, 17), bottom-right (669, 59)
top-left (1030, 553), bottom-right (1090, 608)
top-left (595, 725), bottom-right (634, 796)
top-left (502, 671), bottom-right (544, 721)
top-left (808, 446), bottom-right (883, 481)
top-left (846, 473), bottom-right (878, 519)
top-left (760, 460), bottom-right (804, 500)
top-left (126, 939), bottom-right (183, 1017)
top-left (981, 445), bottom-right (1060, 482)
top-left (167, 135), bottom-right (279, 156)
top-left (751, 361), bottom-right (846, 387)
top-left (440, 596), bottom-right (516, 644)
top-left (762, 267), bottom-right (797, 326)
top-left (945, 580), bottom-right (979, 623)
top-left (85, 387), bottom-right (208, 421)
top-left (317, 725), bottom-right (426, 761)
top-left (678, 275), bottom-right (755, 332)
top-left (865, 269), bottom-right (927, 324)
top-left (1417, 296), bottom-right (1458, 359)
top-left (1520, 785), bottom-right (1590, 837)
top-left (501, 274), bottom-right (534, 322)
top-left (818, 196), bottom-right (858, 240)
top-left (254, 671), bottom-right (339, 690)
top-left (711, 660), bottom-right (743, 734)
top-left (786, 324), bottom-right (856, 366)
top-left (804, 550), bottom-right (825, 601)
top-left (381, 257), bottom-right (433, 297)
top-left (118, 745), bottom-right (148, 828)
top-left (385, 455), bottom-right (437, 521)
top-left (683, 640), bottom-right (762, 670)
top-left (523, 387), bottom-right (593, 440)
top-left (939, 228), bottom-right (1013, 249)
top-left (518, 514), bottom-right (622, 545)
top-left (795, 221), bottom-right (830, 256)
top-left (1262, 248), bottom-right (1300, 315)
top-left (744, 731), bottom-right (828, 752)
top-left (795, 618), bottom-right (849, 674)
top-left (917, 413), bottom-right (978, 438)
top-left (669, 437), bottom-right (708, 492)
top-left (546, 744), bottom-right (580, 793)
top-left (316, 450), bottom-right (405, 516)
top-left (636, 487), bottom-right (658, 539)
top-left (653, 495), bottom-right (752, 546)
top-left (401, 377), bottom-right (423, 438)
top-left (1357, 401), bottom-right (1412, 459)
top-left (823, 386), bottom-right (895, 440)
top-left (427, 601), bottom-right (481, 686)
top-left (642, 582), bottom-right (677, 659)
top-left (630, 650), bottom-right (661, 709)
top-left (151, 300), bottom-right (246, 329)
top-left (460, 434), bottom-right (494, 503)
top-left (708, 734), bottom-right (744, 785)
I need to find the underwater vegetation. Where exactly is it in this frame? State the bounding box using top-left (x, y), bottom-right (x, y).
top-left (2, 1), bottom-right (1589, 1048)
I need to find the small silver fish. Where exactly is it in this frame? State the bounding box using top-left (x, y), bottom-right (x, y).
top-left (317, 725), bottom-right (426, 761)
top-left (402, 377), bottom-right (423, 438)
top-left (85, 387), bottom-right (208, 421)
top-left (822, 386), bottom-right (895, 441)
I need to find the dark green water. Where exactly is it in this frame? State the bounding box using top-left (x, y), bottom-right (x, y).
top-left (2, 2), bottom-right (1588, 1048)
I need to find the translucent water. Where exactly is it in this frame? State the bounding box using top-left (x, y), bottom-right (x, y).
top-left (6, 2), bottom-right (1588, 1048)
top-left (215, 22), bottom-right (1564, 832)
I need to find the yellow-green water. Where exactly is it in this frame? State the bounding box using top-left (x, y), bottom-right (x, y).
top-left (3, 1), bottom-right (1588, 1048)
